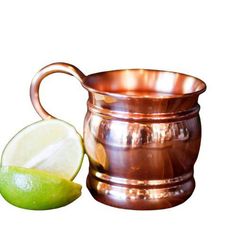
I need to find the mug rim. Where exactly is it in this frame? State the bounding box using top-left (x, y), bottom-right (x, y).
top-left (81, 68), bottom-right (207, 99)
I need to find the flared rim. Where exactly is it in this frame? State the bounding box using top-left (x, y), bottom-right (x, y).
top-left (82, 69), bottom-right (207, 99)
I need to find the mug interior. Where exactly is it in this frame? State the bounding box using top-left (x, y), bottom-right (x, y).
top-left (83, 69), bottom-right (206, 98)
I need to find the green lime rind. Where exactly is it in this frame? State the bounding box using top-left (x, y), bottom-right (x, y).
top-left (0, 166), bottom-right (82, 210)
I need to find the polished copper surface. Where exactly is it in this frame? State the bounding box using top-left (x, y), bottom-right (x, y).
top-left (30, 62), bottom-right (206, 210)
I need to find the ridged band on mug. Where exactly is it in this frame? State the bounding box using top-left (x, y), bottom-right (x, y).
top-left (88, 102), bottom-right (200, 121)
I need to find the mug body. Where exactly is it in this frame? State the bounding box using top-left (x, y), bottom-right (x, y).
top-left (83, 69), bottom-right (206, 209)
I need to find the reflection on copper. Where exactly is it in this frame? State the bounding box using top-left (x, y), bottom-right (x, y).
top-left (30, 62), bottom-right (206, 210)
top-left (95, 143), bottom-right (108, 169)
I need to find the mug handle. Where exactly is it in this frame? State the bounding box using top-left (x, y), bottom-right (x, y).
top-left (30, 62), bottom-right (86, 119)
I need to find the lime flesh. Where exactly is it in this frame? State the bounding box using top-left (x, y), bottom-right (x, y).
top-left (1, 119), bottom-right (84, 180)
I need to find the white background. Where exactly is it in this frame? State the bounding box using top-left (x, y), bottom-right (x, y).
top-left (0, 0), bottom-right (235, 235)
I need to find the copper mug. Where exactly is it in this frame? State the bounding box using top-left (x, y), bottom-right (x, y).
top-left (30, 62), bottom-right (206, 210)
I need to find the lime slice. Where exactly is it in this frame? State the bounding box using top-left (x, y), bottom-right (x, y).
top-left (1, 119), bottom-right (84, 180)
top-left (0, 166), bottom-right (81, 210)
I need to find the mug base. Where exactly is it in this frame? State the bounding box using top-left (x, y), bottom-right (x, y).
top-left (86, 172), bottom-right (195, 210)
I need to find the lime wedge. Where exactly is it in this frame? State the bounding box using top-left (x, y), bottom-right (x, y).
top-left (0, 166), bottom-right (81, 210)
top-left (1, 119), bottom-right (84, 180)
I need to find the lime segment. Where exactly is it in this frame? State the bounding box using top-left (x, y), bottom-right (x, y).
top-left (0, 166), bottom-right (82, 210)
top-left (1, 119), bottom-right (84, 180)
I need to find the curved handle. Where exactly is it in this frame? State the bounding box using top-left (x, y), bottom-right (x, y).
top-left (30, 62), bottom-right (86, 119)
